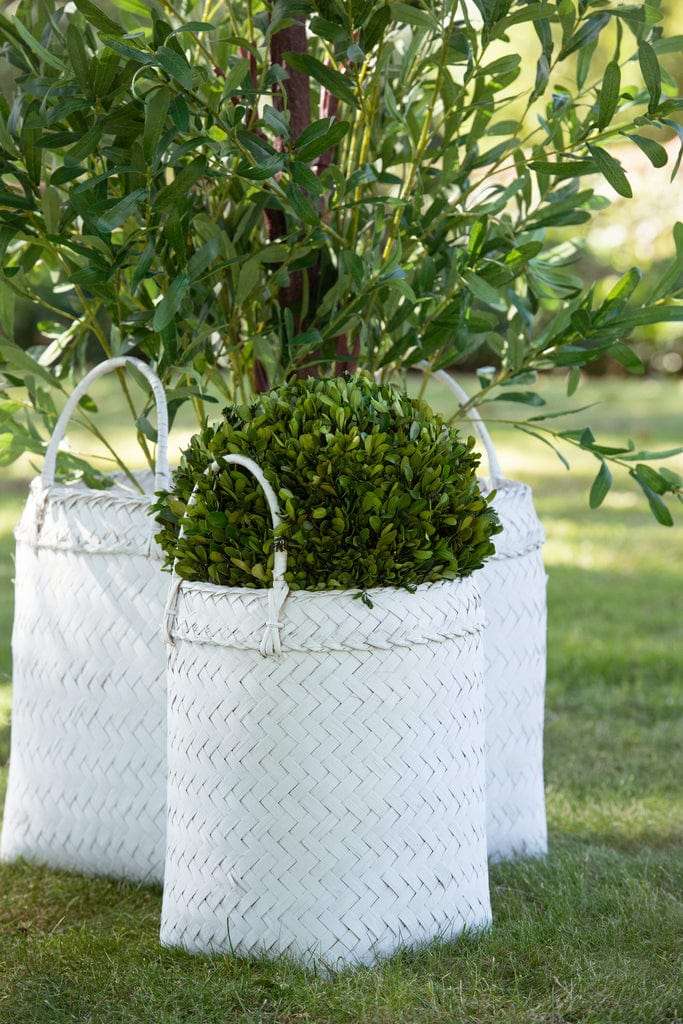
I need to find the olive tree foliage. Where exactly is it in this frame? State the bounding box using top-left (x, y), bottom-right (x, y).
top-left (0, 0), bottom-right (681, 516)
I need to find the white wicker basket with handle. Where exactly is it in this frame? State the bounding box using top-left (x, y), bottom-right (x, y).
top-left (160, 455), bottom-right (492, 968)
top-left (417, 364), bottom-right (548, 862)
top-left (1, 357), bottom-right (170, 883)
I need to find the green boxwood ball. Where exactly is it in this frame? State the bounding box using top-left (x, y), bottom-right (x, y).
top-left (152, 375), bottom-right (502, 592)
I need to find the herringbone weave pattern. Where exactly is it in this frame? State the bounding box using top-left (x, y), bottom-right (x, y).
top-left (480, 479), bottom-right (548, 862)
top-left (161, 577), bottom-right (491, 967)
top-left (1, 476), bottom-right (167, 883)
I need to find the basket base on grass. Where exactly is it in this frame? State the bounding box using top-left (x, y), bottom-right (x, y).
top-left (161, 576), bottom-right (491, 968)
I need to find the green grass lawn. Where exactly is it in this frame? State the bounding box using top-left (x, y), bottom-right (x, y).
top-left (0, 375), bottom-right (682, 1024)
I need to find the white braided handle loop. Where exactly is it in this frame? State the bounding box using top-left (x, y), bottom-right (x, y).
top-left (415, 362), bottom-right (503, 485)
top-left (42, 356), bottom-right (170, 493)
top-left (164, 454), bottom-right (289, 656)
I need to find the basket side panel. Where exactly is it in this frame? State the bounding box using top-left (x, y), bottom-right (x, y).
top-left (1, 541), bottom-right (167, 883)
top-left (479, 548), bottom-right (548, 860)
top-left (161, 633), bottom-right (490, 966)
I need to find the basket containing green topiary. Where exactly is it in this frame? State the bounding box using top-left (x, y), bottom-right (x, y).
top-left (155, 375), bottom-right (500, 968)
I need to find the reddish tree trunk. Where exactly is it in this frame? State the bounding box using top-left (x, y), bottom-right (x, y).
top-left (256, 18), bottom-right (312, 390)
top-left (270, 20), bottom-right (311, 140)
top-left (316, 91), bottom-right (340, 175)
top-left (259, 15), bottom-right (313, 389)
top-left (252, 359), bottom-right (270, 394)
top-left (335, 334), bottom-right (360, 376)
top-left (257, 15), bottom-right (358, 386)
top-left (264, 19), bottom-right (311, 245)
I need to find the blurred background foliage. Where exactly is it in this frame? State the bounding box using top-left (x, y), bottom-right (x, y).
top-left (504, 0), bottom-right (683, 374)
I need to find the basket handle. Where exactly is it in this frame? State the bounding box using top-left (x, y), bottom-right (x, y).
top-left (415, 361), bottom-right (504, 485)
top-left (164, 454), bottom-right (289, 656)
top-left (42, 356), bottom-right (170, 493)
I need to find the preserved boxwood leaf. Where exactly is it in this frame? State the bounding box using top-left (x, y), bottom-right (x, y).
top-left (152, 376), bottom-right (502, 592)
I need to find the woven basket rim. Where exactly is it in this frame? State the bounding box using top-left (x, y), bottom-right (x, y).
top-left (173, 573), bottom-right (479, 603)
top-left (479, 475), bottom-right (531, 496)
top-left (28, 471), bottom-right (156, 508)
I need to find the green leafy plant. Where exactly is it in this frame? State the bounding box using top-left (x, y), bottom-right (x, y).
top-left (0, 0), bottom-right (681, 516)
top-left (152, 375), bottom-right (501, 591)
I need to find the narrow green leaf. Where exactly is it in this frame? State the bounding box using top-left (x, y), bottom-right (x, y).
top-left (131, 239), bottom-right (155, 291)
top-left (223, 57), bottom-right (250, 96)
top-left (634, 464), bottom-right (669, 494)
top-left (74, 0), bottom-right (123, 35)
top-left (236, 154), bottom-right (284, 181)
top-left (96, 188), bottom-right (146, 232)
top-left (601, 268), bottom-right (642, 310)
top-left (529, 158), bottom-right (598, 179)
top-left (611, 306), bottom-right (683, 327)
top-left (515, 425), bottom-right (571, 470)
top-left (647, 222), bottom-right (683, 302)
top-left (527, 402), bottom-right (599, 422)
top-left (597, 60), bottom-right (620, 130)
top-left (638, 40), bottom-right (661, 115)
top-left (101, 36), bottom-right (153, 63)
top-left (589, 460), bottom-right (612, 508)
top-left (156, 46), bottom-right (193, 90)
top-left (495, 4), bottom-right (556, 30)
top-left (659, 467), bottom-right (682, 490)
top-left (153, 273), bottom-right (190, 331)
top-left (390, 2), bottom-right (437, 29)
top-left (187, 236), bottom-right (222, 279)
top-left (492, 391), bottom-right (546, 407)
top-left (361, 6), bottom-right (391, 51)
top-left (294, 119), bottom-right (350, 161)
top-left (532, 53), bottom-right (550, 101)
top-left (66, 23), bottom-right (92, 96)
top-left (291, 160), bottom-right (326, 196)
top-left (12, 18), bottom-right (66, 71)
top-left (587, 145), bottom-right (632, 198)
top-left (637, 479), bottom-right (674, 526)
top-left (467, 218), bottom-right (487, 256)
top-left (621, 447), bottom-right (683, 462)
top-left (0, 279), bottom-right (15, 341)
top-left (169, 21), bottom-right (217, 35)
top-left (156, 157), bottom-right (207, 211)
top-left (114, 0), bottom-right (151, 14)
top-left (41, 185), bottom-right (61, 234)
top-left (0, 343), bottom-right (62, 388)
top-left (577, 38), bottom-right (597, 90)
top-left (0, 110), bottom-right (18, 157)
top-left (560, 12), bottom-right (610, 59)
top-left (610, 342), bottom-right (645, 375)
top-left (282, 52), bottom-right (357, 108)
top-left (652, 34), bottom-right (683, 55)
top-left (625, 133), bottom-right (668, 169)
top-left (290, 328), bottom-right (323, 348)
top-left (92, 48), bottom-right (120, 97)
top-left (144, 85), bottom-right (172, 162)
top-left (262, 104), bottom-right (290, 140)
top-left (235, 258), bottom-right (261, 305)
top-left (462, 271), bottom-right (506, 310)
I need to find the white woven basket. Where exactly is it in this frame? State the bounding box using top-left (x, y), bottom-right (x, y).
top-left (419, 366), bottom-right (548, 862)
top-left (1, 357), bottom-right (170, 883)
top-left (160, 455), bottom-right (492, 968)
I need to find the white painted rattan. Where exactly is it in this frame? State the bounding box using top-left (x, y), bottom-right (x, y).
top-left (1, 357), bottom-right (170, 883)
top-left (160, 456), bottom-right (491, 968)
top-left (418, 364), bottom-right (548, 862)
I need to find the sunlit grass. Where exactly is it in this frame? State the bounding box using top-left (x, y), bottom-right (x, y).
top-left (0, 376), bottom-right (681, 1023)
